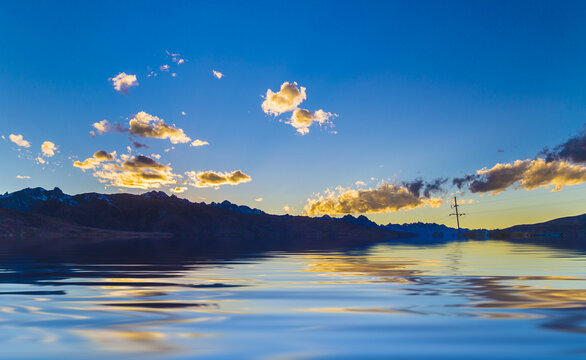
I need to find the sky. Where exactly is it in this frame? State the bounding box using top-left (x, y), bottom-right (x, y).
top-left (1, 0), bottom-right (585, 229)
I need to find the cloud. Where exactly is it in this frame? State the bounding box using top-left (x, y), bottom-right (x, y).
top-left (255, 197), bottom-right (263, 202)
top-left (151, 153), bottom-right (161, 160)
top-left (93, 120), bottom-right (110, 135)
top-left (132, 141), bottom-right (150, 149)
top-left (288, 108), bottom-right (336, 135)
top-left (190, 139), bottom-right (209, 147)
top-left (75, 152), bottom-right (179, 190)
top-left (262, 82), bottom-right (307, 116)
top-left (128, 111), bottom-right (191, 144)
top-left (73, 150), bottom-right (116, 170)
top-left (304, 183), bottom-right (443, 216)
top-left (160, 64), bottom-right (170, 71)
top-left (186, 170), bottom-right (251, 188)
top-left (110, 72), bottom-right (138, 93)
top-left (36, 157), bottom-right (46, 164)
top-left (170, 186), bottom-right (187, 193)
top-left (283, 205), bottom-right (291, 214)
top-left (181, 112), bottom-right (186, 116)
top-left (41, 141), bottom-right (57, 157)
top-left (467, 159), bottom-right (586, 194)
top-left (9, 134), bottom-right (30, 148)
top-left (212, 70), bottom-right (223, 79)
top-left (16, 175), bottom-right (30, 179)
top-left (402, 177), bottom-right (448, 198)
top-left (541, 126), bottom-right (586, 164)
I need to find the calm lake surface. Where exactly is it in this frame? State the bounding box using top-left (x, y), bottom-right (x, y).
top-left (0, 239), bottom-right (585, 359)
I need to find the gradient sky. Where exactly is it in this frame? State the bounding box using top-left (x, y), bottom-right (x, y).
top-left (1, 0), bottom-right (585, 229)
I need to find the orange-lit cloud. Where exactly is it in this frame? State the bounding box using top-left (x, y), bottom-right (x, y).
top-left (169, 186), bottom-right (187, 193)
top-left (41, 141), bottom-right (57, 157)
top-left (304, 183), bottom-right (443, 216)
top-left (16, 175), bottom-right (30, 179)
top-left (288, 108), bottom-right (336, 135)
top-left (73, 150), bottom-right (116, 170)
top-left (110, 72), bottom-right (138, 93)
top-left (262, 81), bottom-right (307, 116)
top-left (212, 70), bottom-right (223, 79)
top-left (469, 159), bottom-right (586, 194)
top-left (80, 154), bottom-right (180, 190)
top-left (186, 170), bottom-right (251, 188)
top-left (9, 134), bottom-right (30, 148)
top-left (128, 111), bottom-right (191, 144)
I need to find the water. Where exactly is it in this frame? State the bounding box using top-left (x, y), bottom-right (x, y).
top-left (0, 239), bottom-right (585, 359)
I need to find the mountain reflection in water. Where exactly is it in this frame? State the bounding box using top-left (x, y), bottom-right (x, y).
top-left (0, 239), bottom-right (585, 359)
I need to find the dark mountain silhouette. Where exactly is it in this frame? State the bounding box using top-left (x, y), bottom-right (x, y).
top-left (0, 188), bottom-right (415, 252)
top-left (491, 213), bottom-right (586, 240)
top-left (210, 200), bottom-right (264, 215)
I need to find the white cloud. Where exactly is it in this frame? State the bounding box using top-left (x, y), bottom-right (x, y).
top-left (212, 70), bottom-right (224, 79)
top-left (9, 134), bottom-right (30, 148)
top-left (261, 82), bottom-right (307, 116)
top-left (181, 112), bottom-right (186, 116)
top-left (283, 205), bottom-right (291, 214)
top-left (151, 153), bottom-right (161, 160)
top-left (16, 175), bottom-right (30, 179)
top-left (255, 197), bottom-right (263, 202)
top-left (36, 157), bottom-right (46, 164)
top-left (41, 141), bottom-right (57, 157)
top-left (160, 64), bottom-right (170, 71)
top-left (190, 139), bottom-right (209, 147)
top-left (110, 72), bottom-right (138, 93)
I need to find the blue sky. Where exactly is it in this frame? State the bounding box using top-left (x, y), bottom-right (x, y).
top-left (1, 1), bottom-right (585, 228)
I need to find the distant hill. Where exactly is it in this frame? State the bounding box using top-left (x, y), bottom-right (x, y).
top-left (492, 213), bottom-right (586, 240)
top-left (0, 188), bottom-right (415, 252)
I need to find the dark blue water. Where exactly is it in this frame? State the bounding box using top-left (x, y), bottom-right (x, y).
top-left (0, 239), bottom-right (585, 359)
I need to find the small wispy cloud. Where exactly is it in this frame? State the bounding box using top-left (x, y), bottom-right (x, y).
top-left (16, 175), bottom-right (30, 179)
top-left (110, 72), bottom-right (138, 93)
top-left (9, 134), bottom-right (31, 148)
top-left (170, 186), bottom-right (188, 193)
top-left (212, 70), bottom-right (223, 79)
top-left (255, 197), bottom-right (263, 202)
top-left (128, 111), bottom-right (191, 144)
top-left (190, 139), bottom-right (209, 147)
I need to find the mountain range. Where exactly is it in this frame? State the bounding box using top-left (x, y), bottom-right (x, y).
top-left (0, 188), bottom-right (416, 254)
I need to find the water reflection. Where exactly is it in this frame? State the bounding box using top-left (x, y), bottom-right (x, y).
top-left (0, 239), bottom-right (584, 359)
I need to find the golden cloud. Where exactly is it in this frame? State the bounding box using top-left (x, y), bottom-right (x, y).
top-left (212, 70), bottom-right (223, 79)
top-left (73, 150), bottom-right (116, 170)
top-left (41, 141), bottom-right (57, 157)
top-left (110, 72), bottom-right (138, 93)
top-left (92, 120), bottom-right (110, 135)
top-left (170, 186), bottom-right (188, 193)
top-left (470, 159), bottom-right (586, 194)
top-left (304, 183), bottom-right (443, 216)
top-left (74, 153), bottom-right (179, 190)
top-left (186, 170), bottom-right (251, 188)
top-left (9, 134), bottom-right (30, 148)
top-left (288, 108), bottom-right (336, 135)
top-left (262, 82), bottom-right (307, 116)
top-left (128, 111), bottom-right (191, 144)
